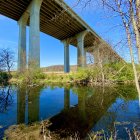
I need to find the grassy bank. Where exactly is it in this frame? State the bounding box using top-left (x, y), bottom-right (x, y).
top-left (5, 120), bottom-right (140, 140)
top-left (9, 62), bottom-right (139, 86)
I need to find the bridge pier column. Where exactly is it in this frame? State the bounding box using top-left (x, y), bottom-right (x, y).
top-left (63, 40), bottom-right (70, 73)
top-left (18, 13), bottom-right (29, 71)
top-left (77, 31), bottom-right (88, 68)
top-left (29, 0), bottom-right (42, 68)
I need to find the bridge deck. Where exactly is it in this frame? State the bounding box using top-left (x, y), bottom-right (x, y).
top-left (0, 0), bottom-right (121, 59)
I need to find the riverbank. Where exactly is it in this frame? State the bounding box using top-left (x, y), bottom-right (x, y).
top-left (4, 120), bottom-right (82, 140)
top-left (9, 74), bottom-right (134, 87)
top-left (4, 119), bottom-right (140, 140)
top-left (10, 65), bottom-right (136, 86)
top-left (4, 120), bottom-right (60, 140)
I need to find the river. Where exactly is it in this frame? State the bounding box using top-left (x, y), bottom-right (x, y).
top-left (0, 84), bottom-right (140, 139)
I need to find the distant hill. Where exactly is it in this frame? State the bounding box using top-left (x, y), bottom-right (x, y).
top-left (41, 65), bottom-right (77, 72)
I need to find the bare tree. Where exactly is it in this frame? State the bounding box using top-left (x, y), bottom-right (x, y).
top-left (0, 48), bottom-right (15, 76)
top-left (76, 0), bottom-right (140, 95)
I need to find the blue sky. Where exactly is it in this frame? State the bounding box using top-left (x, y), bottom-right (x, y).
top-left (0, 0), bottom-right (130, 68)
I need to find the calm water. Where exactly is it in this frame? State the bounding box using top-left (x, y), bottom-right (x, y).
top-left (0, 84), bottom-right (140, 139)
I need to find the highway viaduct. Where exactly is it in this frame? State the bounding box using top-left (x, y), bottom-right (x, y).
top-left (0, 0), bottom-right (123, 73)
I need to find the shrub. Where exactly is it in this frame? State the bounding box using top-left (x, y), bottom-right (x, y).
top-left (0, 72), bottom-right (10, 84)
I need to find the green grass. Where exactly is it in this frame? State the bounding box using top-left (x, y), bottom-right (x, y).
top-left (11, 62), bottom-right (138, 85)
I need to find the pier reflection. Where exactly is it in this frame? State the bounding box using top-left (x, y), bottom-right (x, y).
top-left (16, 84), bottom-right (138, 138)
top-left (17, 86), bottom-right (42, 124)
top-left (17, 86), bottom-right (26, 124)
top-left (48, 86), bottom-right (119, 138)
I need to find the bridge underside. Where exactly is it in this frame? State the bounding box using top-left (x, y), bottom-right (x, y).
top-left (0, 0), bottom-right (123, 72)
top-left (0, 0), bottom-right (95, 46)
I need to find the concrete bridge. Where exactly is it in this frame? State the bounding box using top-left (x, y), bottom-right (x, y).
top-left (0, 0), bottom-right (122, 72)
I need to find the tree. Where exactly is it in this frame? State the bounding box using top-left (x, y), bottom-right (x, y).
top-left (75, 0), bottom-right (140, 95)
top-left (0, 48), bottom-right (15, 76)
top-left (100, 0), bottom-right (140, 97)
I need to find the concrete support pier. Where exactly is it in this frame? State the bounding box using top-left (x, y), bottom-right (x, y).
top-left (18, 13), bottom-right (29, 71)
top-left (63, 40), bottom-right (70, 73)
top-left (29, 0), bottom-right (42, 68)
top-left (77, 31), bottom-right (88, 68)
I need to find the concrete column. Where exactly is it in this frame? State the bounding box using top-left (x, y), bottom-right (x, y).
top-left (63, 40), bottom-right (70, 73)
top-left (77, 31), bottom-right (88, 68)
top-left (29, 0), bottom-right (42, 68)
top-left (18, 13), bottom-right (29, 71)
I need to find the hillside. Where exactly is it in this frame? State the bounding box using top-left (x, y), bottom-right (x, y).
top-left (41, 65), bottom-right (77, 72)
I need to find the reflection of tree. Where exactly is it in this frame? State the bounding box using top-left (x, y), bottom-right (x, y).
top-left (49, 85), bottom-right (138, 138)
top-left (0, 86), bottom-right (14, 113)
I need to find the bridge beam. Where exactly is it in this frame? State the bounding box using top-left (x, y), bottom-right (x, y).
top-left (18, 13), bottom-right (29, 71)
top-left (77, 31), bottom-right (88, 68)
top-left (29, 0), bottom-right (43, 68)
top-left (63, 40), bottom-right (70, 73)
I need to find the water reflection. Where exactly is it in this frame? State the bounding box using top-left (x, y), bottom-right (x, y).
top-left (28, 87), bottom-right (41, 124)
top-left (0, 86), bottom-right (14, 113)
top-left (64, 88), bottom-right (70, 110)
top-left (17, 86), bottom-right (43, 124)
top-left (0, 84), bottom-right (139, 139)
top-left (48, 85), bottom-right (138, 138)
top-left (17, 86), bottom-right (26, 124)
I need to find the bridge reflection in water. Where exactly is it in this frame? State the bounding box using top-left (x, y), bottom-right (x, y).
top-left (48, 86), bottom-right (118, 138)
top-left (17, 86), bottom-right (41, 124)
top-left (16, 85), bottom-right (136, 138)
top-left (17, 87), bottom-right (124, 137)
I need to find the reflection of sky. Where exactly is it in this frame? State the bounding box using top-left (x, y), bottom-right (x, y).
top-left (0, 89), bottom-right (17, 139)
top-left (0, 85), bottom-right (140, 139)
top-left (0, 86), bottom-right (78, 136)
top-left (92, 98), bottom-right (140, 139)
top-left (39, 87), bottom-right (78, 120)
